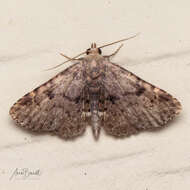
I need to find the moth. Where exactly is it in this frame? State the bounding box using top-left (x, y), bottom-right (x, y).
top-left (9, 35), bottom-right (182, 140)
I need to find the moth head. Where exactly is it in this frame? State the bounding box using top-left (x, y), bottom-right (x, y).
top-left (86, 43), bottom-right (102, 55)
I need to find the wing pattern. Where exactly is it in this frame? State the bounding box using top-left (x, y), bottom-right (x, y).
top-left (102, 62), bottom-right (181, 137)
top-left (10, 62), bottom-right (87, 139)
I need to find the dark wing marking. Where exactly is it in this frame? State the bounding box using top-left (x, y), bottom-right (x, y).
top-left (9, 62), bottom-right (87, 139)
top-left (102, 62), bottom-right (182, 137)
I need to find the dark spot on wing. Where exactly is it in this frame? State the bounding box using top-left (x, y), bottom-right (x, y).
top-left (136, 87), bottom-right (146, 96)
top-left (159, 94), bottom-right (170, 101)
top-left (108, 95), bottom-right (118, 104)
top-left (46, 90), bottom-right (55, 100)
top-left (135, 76), bottom-right (141, 81)
top-left (85, 99), bottom-right (90, 104)
top-left (75, 96), bottom-right (81, 104)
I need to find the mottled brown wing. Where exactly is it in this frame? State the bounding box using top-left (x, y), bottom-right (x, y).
top-left (9, 62), bottom-right (87, 139)
top-left (102, 62), bottom-right (182, 137)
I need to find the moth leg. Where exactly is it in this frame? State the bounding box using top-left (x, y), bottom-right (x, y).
top-left (60, 53), bottom-right (78, 61)
top-left (104, 44), bottom-right (124, 59)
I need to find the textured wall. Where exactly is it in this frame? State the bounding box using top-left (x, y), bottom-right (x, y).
top-left (0, 0), bottom-right (189, 189)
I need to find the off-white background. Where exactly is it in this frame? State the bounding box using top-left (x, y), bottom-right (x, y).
top-left (0, 0), bottom-right (190, 189)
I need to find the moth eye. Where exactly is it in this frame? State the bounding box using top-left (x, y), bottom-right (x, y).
top-left (98, 48), bottom-right (102, 54)
top-left (86, 48), bottom-right (91, 55)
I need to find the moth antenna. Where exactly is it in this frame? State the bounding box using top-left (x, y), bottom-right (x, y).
top-left (98, 33), bottom-right (140, 49)
top-left (45, 33), bottom-right (139, 71)
top-left (59, 53), bottom-right (72, 60)
top-left (45, 51), bottom-right (86, 71)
